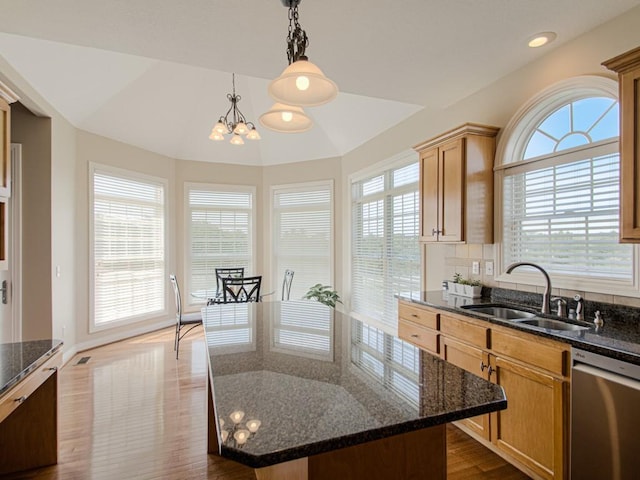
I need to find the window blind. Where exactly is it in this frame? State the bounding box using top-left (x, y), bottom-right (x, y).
top-left (187, 185), bottom-right (254, 301)
top-left (351, 161), bottom-right (420, 327)
top-left (92, 169), bottom-right (166, 327)
top-left (272, 183), bottom-right (332, 300)
top-left (503, 151), bottom-right (632, 280)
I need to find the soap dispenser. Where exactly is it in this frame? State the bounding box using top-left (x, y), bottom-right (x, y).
top-left (593, 311), bottom-right (604, 328)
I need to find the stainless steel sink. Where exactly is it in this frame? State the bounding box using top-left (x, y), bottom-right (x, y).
top-left (516, 318), bottom-right (590, 331)
top-left (460, 304), bottom-right (537, 320)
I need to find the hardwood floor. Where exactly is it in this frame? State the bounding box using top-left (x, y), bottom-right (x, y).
top-left (5, 328), bottom-right (530, 479)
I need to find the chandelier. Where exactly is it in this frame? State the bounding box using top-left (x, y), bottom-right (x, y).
top-left (260, 0), bottom-right (337, 133)
top-left (210, 73), bottom-right (260, 145)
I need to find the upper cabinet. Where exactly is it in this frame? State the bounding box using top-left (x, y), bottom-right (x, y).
top-left (413, 123), bottom-right (499, 244)
top-left (603, 47), bottom-right (640, 243)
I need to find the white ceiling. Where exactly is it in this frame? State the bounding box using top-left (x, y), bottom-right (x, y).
top-left (0, 0), bottom-right (639, 166)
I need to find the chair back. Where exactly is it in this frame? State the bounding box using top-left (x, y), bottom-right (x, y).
top-left (169, 274), bottom-right (182, 319)
top-left (215, 267), bottom-right (245, 295)
top-left (222, 275), bottom-right (262, 303)
top-left (282, 269), bottom-right (295, 301)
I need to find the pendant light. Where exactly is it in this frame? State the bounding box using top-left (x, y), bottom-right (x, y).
top-left (259, 102), bottom-right (313, 133)
top-left (268, 0), bottom-right (338, 108)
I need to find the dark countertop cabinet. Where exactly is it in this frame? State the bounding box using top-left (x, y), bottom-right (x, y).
top-left (0, 339), bottom-right (63, 396)
top-left (400, 290), bottom-right (640, 366)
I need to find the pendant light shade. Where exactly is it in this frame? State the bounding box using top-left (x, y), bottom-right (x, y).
top-left (259, 103), bottom-right (313, 133)
top-left (268, 58), bottom-right (338, 107)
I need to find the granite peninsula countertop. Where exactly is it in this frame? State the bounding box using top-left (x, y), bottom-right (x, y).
top-left (202, 301), bottom-right (506, 469)
top-left (0, 339), bottom-right (63, 397)
top-left (400, 291), bottom-right (640, 366)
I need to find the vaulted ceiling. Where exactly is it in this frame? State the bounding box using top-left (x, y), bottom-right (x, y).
top-left (1, 0), bottom-right (639, 165)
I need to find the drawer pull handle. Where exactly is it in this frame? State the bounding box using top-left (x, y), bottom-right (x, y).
top-left (47, 367), bottom-right (58, 372)
top-left (15, 395), bottom-right (27, 404)
top-left (480, 361), bottom-right (488, 372)
top-left (487, 366), bottom-right (494, 376)
top-left (411, 334), bottom-right (419, 338)
top-left (411, 314), bottom-right (418, 318)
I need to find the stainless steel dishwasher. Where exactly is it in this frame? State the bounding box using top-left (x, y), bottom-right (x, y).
top-left (571, 348), bottom-right (640, 479)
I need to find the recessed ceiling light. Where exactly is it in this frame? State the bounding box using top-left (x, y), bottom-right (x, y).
top-left (527, 32), bottom-right (557, 48)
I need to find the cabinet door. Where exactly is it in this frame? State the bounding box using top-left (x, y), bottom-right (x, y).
top-left (420, 147), bottom-right (439, 241)
top-left (440, 336), bottom-right (490, 439)
top-left (0, 98), bottom-right (10, 197)
top-left (438, 139), bottom-right (464, 242)
top-left (619, 65), bottom-right (640, 241)
top-left (490, 355), bottom-right (567, 480)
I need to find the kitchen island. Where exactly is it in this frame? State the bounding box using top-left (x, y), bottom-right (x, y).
top-left (202, 301), bottom-right (506, 480)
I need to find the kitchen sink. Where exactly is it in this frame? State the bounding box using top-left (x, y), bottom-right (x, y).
top-left (460, 304), bottom-right (537, 320)
top-left (516, 318), bottom-right (590, 332)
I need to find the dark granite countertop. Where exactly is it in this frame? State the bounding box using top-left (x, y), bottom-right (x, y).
top-left (0, 339), bottom-right (63, 397)
top-left (202, 300), bottom-right (506, 469)
top-left (400, 291), bottom-right (640, 366)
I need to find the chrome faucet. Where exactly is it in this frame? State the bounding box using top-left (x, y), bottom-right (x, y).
top-left (505, 262), bottom-right (552, 315)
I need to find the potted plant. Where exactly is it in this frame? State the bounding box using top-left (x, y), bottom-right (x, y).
top-left (303, 284), bottom-right (343, 308)
top-left (450, 273), bottom-right (482, 298)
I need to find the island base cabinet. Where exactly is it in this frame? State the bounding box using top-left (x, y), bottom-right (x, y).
top-left (490, 355), bottom-right (567, 480)
top-left (255, 425), bottom-right (446, 480)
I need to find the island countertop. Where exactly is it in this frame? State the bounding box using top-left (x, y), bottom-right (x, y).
top-left (202, 301), bottom-right (506, 469)
top-left (0, 339), bottom-right (63, 397)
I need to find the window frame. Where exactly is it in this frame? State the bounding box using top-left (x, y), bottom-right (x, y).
top-left (494, 75), bottom-right (639, 296)
top-left (89, 163), bottom-right (169, 332)
top-left (348, 150), bottom-right (420, 332)
top-left (184, 182), bottom-right (257, 307)
top-left (269, 180), bottom-right (334, 302)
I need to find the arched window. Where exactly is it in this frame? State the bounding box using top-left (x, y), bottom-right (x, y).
top-left (496, 76), bottom-right (634, 291)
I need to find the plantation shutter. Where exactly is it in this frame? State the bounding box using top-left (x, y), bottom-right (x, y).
top-left (92, 168), bottom-right (166, 326)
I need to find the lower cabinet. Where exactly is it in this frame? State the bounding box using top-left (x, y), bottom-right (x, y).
top-left (399, 301), bottom-right (569, 480)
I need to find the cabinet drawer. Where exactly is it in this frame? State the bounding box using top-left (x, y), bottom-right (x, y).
top-left (0, 351), bottom-right (61, 423)
top-left (491, 329), bottom-right (568, 377)
top-left (398, 302), bottom-right (439, 330)
top-left (440, 314), bottom-right (489, 349)
top-left (399, 319), bottom-right (439, 354)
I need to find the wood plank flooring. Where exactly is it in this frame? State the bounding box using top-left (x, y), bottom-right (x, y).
top-left (5, 328), bottom-right (530, 479)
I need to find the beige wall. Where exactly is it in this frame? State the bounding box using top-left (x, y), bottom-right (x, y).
top-left (10, 102), bottom-right (53, 340)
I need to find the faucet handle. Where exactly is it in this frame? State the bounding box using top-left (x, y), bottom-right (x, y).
top-left (551, 297), bottom-right (567, 318)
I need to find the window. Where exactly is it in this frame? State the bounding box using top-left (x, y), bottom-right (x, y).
top-left (351, 156), bottom-right (420, 327)
top-left (186, 184), bottom-right (255, 303)
top-left (272, 181), bottom-right (333, 300)
top-left (90, 164), bottom-right (167, 329)
top-left (497, 77), bottom-right (635, 291)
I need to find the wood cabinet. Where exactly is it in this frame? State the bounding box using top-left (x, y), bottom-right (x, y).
top-left (399, 301), bottom-right (570, 480)
top-left (603, 47), bottom-right (640, 242)
top-left (398, 301), bottom-right (440, 355)
top-left (413, 123), bottom-right (499, 244)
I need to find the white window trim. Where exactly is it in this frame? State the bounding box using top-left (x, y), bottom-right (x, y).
top-left (494, 75), bottom-right (639, 297)
top-left (184, 182), bottom-right (257, 307)
top-left (89, 162), bottom-right (169, 333)
top-left (268, 180), bottom-right (335, 300)
top-left (346, 149), bottom-right (419, 335)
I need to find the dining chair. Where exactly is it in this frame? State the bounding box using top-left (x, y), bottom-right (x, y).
top-left (222, 275), bottom-right (262, 303)
top-left (281, 269), bottom-right (295, 301)
top-left (169, 274), bottom-right (202, 359)
top-left (214, 267), bottom-right (245, 299)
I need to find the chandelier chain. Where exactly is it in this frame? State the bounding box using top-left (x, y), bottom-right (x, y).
top-left (286, 4), bottom-right (308, 64)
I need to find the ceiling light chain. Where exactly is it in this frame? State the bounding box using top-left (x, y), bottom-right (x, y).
top-left (287, 3), bottom-right (308, 64)
top-left (210, 73), bottom-right (260, 145)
